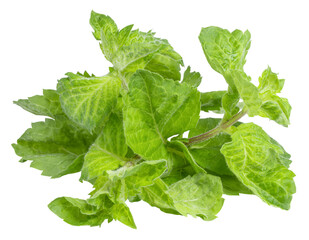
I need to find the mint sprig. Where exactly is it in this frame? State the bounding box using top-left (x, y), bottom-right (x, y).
top-left (12, 11), bottom-right (295, 229)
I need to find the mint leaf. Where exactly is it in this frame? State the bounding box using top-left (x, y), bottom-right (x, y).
top-left (141, 178), bottom-right (179, 214)
top-left (12, 116), bottom-right (94, 178)
top-left (220, 176), bottom-right (252, 195)
top-left (167, 173), bottom-right (224, 220)
top-left (188, 118), bottom-right (252, 195)
top-left (51, 160), bottom-right (166, 228)
top-left (81, 113), bottom-right (128, 181)
top-left (90, 11), bottom-right (183, 81)
top-left (90, 11), bottom-right (119, 61)
top-left (48, 196), bottom-right (112, 226)
top-left (257, 67), bottom-right (291, 126)
top-left (225, 70), bottom-right (262, 116)
top-left (199, 27), bottom-right (251, 75)
top-left (143, 173), bottom-right (224, 220)
top-left (163, 147), bottom-right (195, 185)
top-left (113, 32), bottom-right (183, 81)
top-left (117, 24), bottom-right (134, 48)
top-left (221, 86), bottom-right (240, 120)
top-left (182, 66), bottom-right (202, 88)
top-left (188, 118), bottom-right (234, 175)
top-left (57, 72), bottom-right (121, 133)
top-left (269, 137), bottom-right (292, 168)
top-left (111, 203), bottom-right (136, 229)
top-left (49, 194), bottom-right (136, 228)
top-left (123, 70), bottom-right (200, 160)
top-left (14, 89), bottom-right (63, 118)
top-left (91, 160), bottom-right (167, 202)
top-left (199, 27), bottom-right (252, 119)
top-left (169, 141), bottom-right (206, 174)
top-left (221, 123), bottom-right (296, 209)
top-left (200, 91), bottom-right (226, 113)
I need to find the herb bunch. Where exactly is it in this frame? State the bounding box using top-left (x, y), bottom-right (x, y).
top-left (12, 11), bottom-right (295, 228)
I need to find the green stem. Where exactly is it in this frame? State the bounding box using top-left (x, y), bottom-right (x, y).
top-left (186, 109), bottom-right (247, 146)
top-left (118, 71), bottom-right (129, 91)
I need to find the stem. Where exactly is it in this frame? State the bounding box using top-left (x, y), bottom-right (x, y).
top-left (186, 109), bottom-right (247, 146)
top-left (118, 71), bottom-right (129, 91)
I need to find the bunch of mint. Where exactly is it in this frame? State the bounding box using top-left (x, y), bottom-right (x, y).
top-left (12, 11), bottom-right (295, 229)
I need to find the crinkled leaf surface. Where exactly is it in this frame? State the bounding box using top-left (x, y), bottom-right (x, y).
top-left (199, 27), bottom-right (251, 75)
top-left (49, 194), bottom-right (136, 228)
top-left (182, 66), bottom-right (202, 88)
top-left (123, 70), bottom-right (200, 160)
top-left (167, 173), bottom-right (224, 220)
top-left (199, 27), bottom-right (252, 119)
top-left (188, 118), bottom-right (252, 195)
top-left (257, 67), bottom-right (291, 126)
top-left (14, 89), bottom-right (63, 118)
top-left (90, 11), bottom-right (119, 61)
top-left (50, 160), bottom-right (166, 229)
top-left (221, 123), bottom-right (296, 209)
top-left (91, 160), bottom-right (167, 202)
top-left (48, 196), bottom-right (111, 227)
top-left (225, 70), bottom-right (261, 116)
top-left (12, 116), bottom-right (94, 178)
top-left (141, 178), bottom-right (179, 214)
top-left (57, 72), bottom-right (121, 133)
top-left (81, 113), bottom-right (128, 181)
top-left (114, 31), bottom-right (183, 81)
top-left (90, 11), bottom-right (183, 81)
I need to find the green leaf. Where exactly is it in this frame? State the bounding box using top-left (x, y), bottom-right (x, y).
top-left (111, 203), bottom-right (136, 229)
top-left (12, 116), bottom-right (94, 178)
top-left (199, 27), bottom-right (251, 75)
top-left (188, 118), bottom-right (252, 195)
top-left (167, 173), bottom-right (224, 220)
top-left (220, 123), bottom-right (296, 209)
top-left (225, 70), bottom-right (262, 116)
top-left (200, 91), bottom-right (226, 113)
top-left (162, 146), bottom-right (195, 185)
top-left (113, 33), bottom-right (183, 81)
top-left (117, 25), bottom-right (134, 48)
top-left (90, 11), bottom-right (183, 81)
top-left (123, 70), bottom-right (200, 160)
top-left (14, 89), bottom-right (63, 118)
top-left (182, 66), bottom-right (202, 88)
top-left (199, 27), bottom-right (252, 119)
top-left (141, 178), bottom-right (179, 215)
top-left (220, 175), bottom-right (252, 195)
top-left (91, 160), bottom-right (167, 202)
top-left (257, 67), bottom-right (291, 126)
top-left (188, 118), bottom-right (234, 175)
top-left (269, 137), bottom-right (292, 168)
top-left (57, 72), bottom-right (121, 133)
top-left (81, 113), bottom-right (128, 181)
top-left (169, 141), bottom-right (206, 174)
top-left (48, 196), bottom-right (112, 226)
top-left (221, 85), bottom-right (240, 120)
top-left (90, 11), bottom-right (118, 61)
top-left (50, 161), bottom-right (166, 229)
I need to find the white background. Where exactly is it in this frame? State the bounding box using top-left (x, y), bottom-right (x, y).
top-left (1, 0), bottom-right (308, 239)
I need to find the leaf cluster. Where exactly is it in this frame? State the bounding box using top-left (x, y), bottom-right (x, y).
top-left (12, 11), bottom-right (295, 229)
